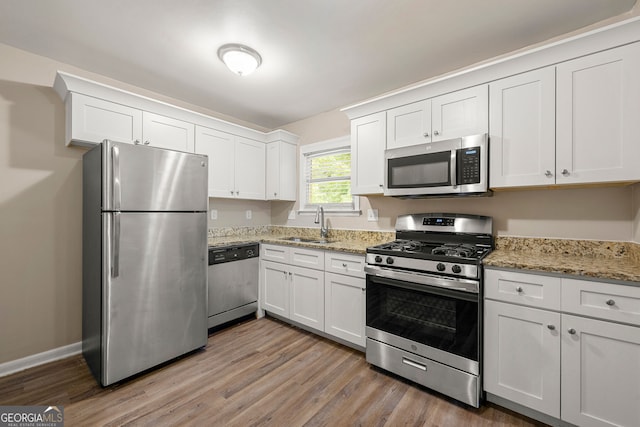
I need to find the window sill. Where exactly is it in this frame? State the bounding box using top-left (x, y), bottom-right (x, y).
top-left (297, 209), bottom-right (362, 217)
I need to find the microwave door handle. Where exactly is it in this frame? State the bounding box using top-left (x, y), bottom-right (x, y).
top-left (450, 149), bottom-right (457, 188)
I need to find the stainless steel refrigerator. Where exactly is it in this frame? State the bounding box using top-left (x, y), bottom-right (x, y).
top-left (83, 140), bottom-right (208, 386)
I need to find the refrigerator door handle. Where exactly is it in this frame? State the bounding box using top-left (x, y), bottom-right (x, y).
top-left (112, 145), bottom-right (121, 211)
top-left (112, 212), bottom-right (120, 277)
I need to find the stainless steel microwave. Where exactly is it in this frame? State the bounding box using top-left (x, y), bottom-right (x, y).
top-left (384, 134), bottom-right (489, 198)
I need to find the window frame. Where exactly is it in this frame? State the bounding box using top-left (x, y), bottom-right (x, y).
top-left (298, 135), bottom-right (361, 216)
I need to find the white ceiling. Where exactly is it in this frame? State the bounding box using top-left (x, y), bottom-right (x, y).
top-left (0, 0), bottom-right (636, 129)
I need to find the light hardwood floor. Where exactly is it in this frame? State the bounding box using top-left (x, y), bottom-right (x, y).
top-left (0, 317), bottom-right (546, 426)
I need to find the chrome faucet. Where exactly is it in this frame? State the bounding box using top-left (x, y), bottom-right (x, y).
top-left (314, 206), bottom-right (328, 239)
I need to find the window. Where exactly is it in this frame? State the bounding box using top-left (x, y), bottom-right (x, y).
top-left (299, 136), bottom-right (360, 214)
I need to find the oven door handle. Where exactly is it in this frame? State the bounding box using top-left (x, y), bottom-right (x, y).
top-left (364, 265), bottom-right (479, 295)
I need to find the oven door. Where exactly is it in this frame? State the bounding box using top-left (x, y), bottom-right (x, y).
top-left (365, 269), bottom-right (480, 374)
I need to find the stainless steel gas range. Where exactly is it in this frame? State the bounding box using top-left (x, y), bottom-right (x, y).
top-left (364, 213), bottom-right (493, 407)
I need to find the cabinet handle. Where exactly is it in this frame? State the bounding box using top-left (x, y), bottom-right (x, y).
top-left (568, 328), bottom-right (576, 335)
top-left (133, 139), bottom-right (141, 145)
top-left (606, 299), bottom-right (615, 306)
top-left (433, 130), bottom-right (440, 136)
top-left (342, 263), bottom-right (348, 268)
top-left (288, 272), bottom-right (292, 276)
top-left (274, 192), bottom-right (277, 196)
top-left (561, 169), bottom-right (570, 177)
top-left (423, 132), bottom-right (429, 138)
top-left (547, 324), bottom-right (556, 330)
top-left (236, 190), bottom-right (239, 195)
top-left (516, 286), bottom-right (523, 293)
top-left (144, 140), bottom-right (150, 145)
top-left (230, 190), bottom-right (234, 195)
top-left (545, 170), bottom-right (553, 177)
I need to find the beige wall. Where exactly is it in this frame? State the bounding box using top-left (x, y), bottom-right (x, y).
top-left (208, 198), bottom-right (271, 228)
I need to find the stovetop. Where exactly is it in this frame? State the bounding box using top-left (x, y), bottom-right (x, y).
top-left (365, 213), bottom-right (494, 280)
top-left (370, 239), bottom-right (491, 261)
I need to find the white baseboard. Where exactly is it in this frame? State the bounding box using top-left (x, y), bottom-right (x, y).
top-left (0, 342), bottom-right (82, 377)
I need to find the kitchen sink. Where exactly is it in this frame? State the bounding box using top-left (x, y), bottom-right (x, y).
top-left (280, 237), bottom-right (334, 244)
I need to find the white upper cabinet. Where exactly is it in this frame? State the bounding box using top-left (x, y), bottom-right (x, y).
top-left (234, 137), bottom-right (266, 200)
top-left (266, 141), bottom-right (297, 201)
top-left (489, 67), bottom-right (556, 188)
top-left (67, 93), bottom-right (142, 146)
top-left (66, 94), bottom-right (195, 152)
top-left (194, 126), bottom-right (235, 198)
top-left (556, 42), bottom-right (640, 185)
top-left (141, 111), bottom-right (194, 152)
top-left (194, 126), bottom-right (265, 200)
top-left (386, 100), bottom-right (431, 149)
top-left (351, 112), bottom-right (386, 195)
top-left (386, 86), bottom-right (488, 150)
top-left (431, 85), bottom-right (488, 142)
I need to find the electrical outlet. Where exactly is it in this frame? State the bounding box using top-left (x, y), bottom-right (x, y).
top-left (210, 209), bottom-right (218, 220)
top-left (367, 209), bottom-right (379, 221)
top-left (245, 210), bottom-right (252, 220)
top-left (288, 210), bottom-right (296, 220)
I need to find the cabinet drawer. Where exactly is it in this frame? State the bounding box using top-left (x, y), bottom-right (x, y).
top-left (261, 244), bottom-right (289, 263)
top-left (324, 252), bottom-right (365, 278)
top-left (290, 247), bottom-right (324, 270)
top-left (562, 279), bottom-right (640, 326)
top-left (485, 269), bottom-right (561, 310)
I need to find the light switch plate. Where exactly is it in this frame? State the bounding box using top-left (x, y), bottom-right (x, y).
top-left (367, 209), bottom-right (379, 221)
top-left (288, 210), bottom-right (296, 220)
top-left (245, 210), bottom-right (252, 220)
top-left (210, 209), bottom-right (218, 220)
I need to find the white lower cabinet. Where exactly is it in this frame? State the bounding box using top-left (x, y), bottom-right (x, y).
top-left (261, 260), bottom-right (290, 318)
top-left (324, 272), bottom-right (366, 347)
top-left (561, 314), bottom-right (640, 427)
top-left (484, 268), bottom-right (640, 426)
top-left (289, 265), bottom-right (325, 330)
top-left (260, 244), bottom-right (366, 348)
top-left (484, 300), bottom-right (560, 417)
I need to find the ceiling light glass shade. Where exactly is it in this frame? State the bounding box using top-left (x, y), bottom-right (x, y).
top-left (217, 44), bottom-right (262, 76)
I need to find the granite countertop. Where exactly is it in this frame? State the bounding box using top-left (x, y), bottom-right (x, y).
top-left (484, 237), bottom-right (640, 284)
top-left (207, 226), bottom-right (394, 255)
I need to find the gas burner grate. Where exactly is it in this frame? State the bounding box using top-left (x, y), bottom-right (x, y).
top-left (431, 243), bottom-right (478, 258)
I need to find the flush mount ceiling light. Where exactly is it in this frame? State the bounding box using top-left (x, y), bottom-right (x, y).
top-left (217, 43), bottom-right (262, 76)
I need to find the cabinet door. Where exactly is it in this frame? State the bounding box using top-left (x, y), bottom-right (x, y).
top-left (484, 300), bottom-right (560, 418)
top-left (142, 111), bottom-right (195, 152)
top-left (351, 112), bottom-right (385, 195)
top-left (266, 141), bottom-right (297, 201)
top-left (386, 100), bottom-right (431, 149)
top-left (324, 272), bottom-right (366, 347)
top-left (431, 85), bottom-right (488, 141)
top-left (69, 92), bottom-right (142, 146)
top-left (194, 126), bottom-right (235, 198)
top-left (489, 68), bottom-right (556, 188)
top-left (234, 137), bottom-right (266, 200)
top-left (289, 265), bottom-right (324, 331)
top-left (556, 43), bottom-right (640, 184)
top-left (261, 260), bottom-right (290, 318)
top-left (561, 314), bottom-right (640, 427)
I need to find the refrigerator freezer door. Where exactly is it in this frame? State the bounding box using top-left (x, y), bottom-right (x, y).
top-left (102, 140), bottom-right (208, 212)
top-left (102, 211), bottom-right (207, 385)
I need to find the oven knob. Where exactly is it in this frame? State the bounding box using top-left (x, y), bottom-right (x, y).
top-left (375, 256), bottom-right (383, 263)
top-left (386, 257), bottom-right (394, 265)
top-left (436, 263), bottom-right (446, 272)
top-left (452, 265), bottom-right (462, 274)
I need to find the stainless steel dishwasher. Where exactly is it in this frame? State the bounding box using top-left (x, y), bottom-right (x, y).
top-left (207, 242), bottom-right (259, 329)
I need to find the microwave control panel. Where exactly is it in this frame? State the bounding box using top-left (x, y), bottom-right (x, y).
top-left (457, 146), bottom-right (481, 185)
